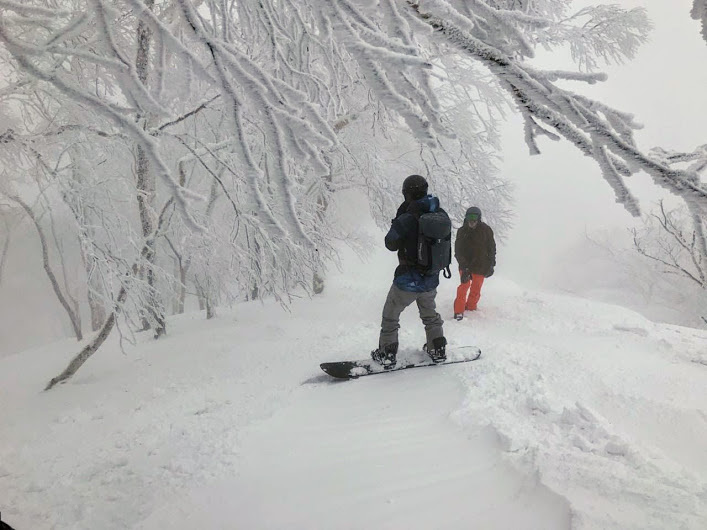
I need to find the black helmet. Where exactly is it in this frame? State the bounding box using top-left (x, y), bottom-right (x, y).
top-left (402, 174), bottom-right (428, 200)
top-left (465, 206), bottom-right (481, 221)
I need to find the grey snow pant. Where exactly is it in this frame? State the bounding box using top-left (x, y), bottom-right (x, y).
top-left (379, 284), bottom-right (444, 351)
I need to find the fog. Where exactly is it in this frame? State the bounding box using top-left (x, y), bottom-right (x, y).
top-left (501, 0), bottom-right (707, 289)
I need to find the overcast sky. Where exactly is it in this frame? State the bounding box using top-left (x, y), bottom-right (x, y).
top-left (501, 0), bottom-right (707, 286)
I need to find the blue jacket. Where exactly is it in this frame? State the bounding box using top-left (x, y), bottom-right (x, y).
top-left (384, 195), bottom-right (444, 293)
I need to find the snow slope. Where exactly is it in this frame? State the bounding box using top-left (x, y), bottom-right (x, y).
top-left (1, 244), bottom-right (706, 529)
top-left (139, 368), bottom-right (569, 530)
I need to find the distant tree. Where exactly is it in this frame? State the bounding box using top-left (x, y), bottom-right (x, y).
top-left (631, 201), bottom-right (706, 323)
top-left (632, 201), bottom-right (706, 288)
top-left (613, 0), bottom-right (707, 328)
top-left (5, 195), bottom-right (83, 340)
top-left (45, 189), bottom-right (175, 390)
top-left (0, 203), bottom-right (17, 288)
top-left (693, 0), bottom-right (707, 43)
top-left (648, 141), bottom-right (707, 294)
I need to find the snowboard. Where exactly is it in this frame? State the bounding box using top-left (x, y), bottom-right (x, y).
top-left (320, 345), bottom-right (481, 379)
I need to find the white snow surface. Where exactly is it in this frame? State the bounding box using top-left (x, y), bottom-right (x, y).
top-left (1, 244), bottom-right (706, 530)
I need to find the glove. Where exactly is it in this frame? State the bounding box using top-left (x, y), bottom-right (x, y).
top-left (460, 269), bottom-right (471, 283)
top-left (486, 266), bottom-right (494, 278)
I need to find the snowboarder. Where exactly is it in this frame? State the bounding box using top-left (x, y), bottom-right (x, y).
top-left (453, 206), bottom-right (496, 320)
top-left (371, 174), bottom-right (449, 368)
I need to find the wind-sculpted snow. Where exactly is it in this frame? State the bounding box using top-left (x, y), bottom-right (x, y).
top-left (449, 286), bottom-right (707, 529)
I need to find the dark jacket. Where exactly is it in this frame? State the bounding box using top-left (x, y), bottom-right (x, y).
top-left (384, 195), bottom-right (445, 292)
top-left (455, 221), bottom-right (496, 276)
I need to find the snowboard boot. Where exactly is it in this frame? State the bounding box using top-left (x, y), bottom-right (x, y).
top-left (371, 342), bottom-right (398, 368)
top-left (427, 336), bottom-right (447, 363)
top-left (454, 313), bottom-right (463, 321)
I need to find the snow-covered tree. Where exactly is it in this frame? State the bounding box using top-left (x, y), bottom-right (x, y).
top-left (629, 201), bottom-right (707, 326)
top-left (5, 193), bottom-right (84, 340)
top-left (2, 0), bottom-right (705, 388)
top-left (411, 1), bottom-right (704, 216)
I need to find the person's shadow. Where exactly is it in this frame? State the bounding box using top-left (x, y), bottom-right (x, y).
top-left (300, 373), bottom-right (348, 385)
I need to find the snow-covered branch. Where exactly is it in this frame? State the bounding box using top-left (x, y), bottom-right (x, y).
top-left (408, 1), bottom-right (707, 220)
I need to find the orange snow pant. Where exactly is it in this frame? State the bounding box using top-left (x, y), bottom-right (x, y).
top-left (454, 271), bottom-right (485, 314)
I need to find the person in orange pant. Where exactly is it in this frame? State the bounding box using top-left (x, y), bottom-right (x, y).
top-left (453, 207), bottom-right (496, 320)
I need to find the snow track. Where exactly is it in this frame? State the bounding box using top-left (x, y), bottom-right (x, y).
top-left (139, 369), bottom-right (570, 529)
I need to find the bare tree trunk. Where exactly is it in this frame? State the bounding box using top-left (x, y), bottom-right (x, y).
top-left (45, 196), bottom-right (176, 389)
top-left (689, 204), bottom-right (707, 259)
top-left (0, 224), bottom-right (10, 287)
top-left (70, 199), bottom-right (108, 332)
top-left (47, 204), bottom-right (82, 333)
top-left (313, 272), bottom-right (324, 294)
top-left (246, 227), bottom-right (262, 300)
top-left (135, 16), bottom-right (154, 243)
top-left (165, 236), bottom-right (190, 315)
top-left (174, 161), bottom-right (191, 315)
top-left (88, 290), bottom-right (107, 330)
top-left (136, 144), bottom-right (155, 334)
top-left (178, 260), bottom-right (188, 313)
top-left (86, 255), bottom-right (107, 331)
top-left (206, 297), bottom-right (215, 319)
top-left (135, 0), bottom-right (165, 337)
top-left (170, 259), bottom-right (188, 315)
top-left (45, 287), bottom-right (126, 390)
top-left (312, 154), bottom-right (334, 295)
top-left (11, 196), bottom-right (83, 340)
top-left (171, 259), bottom-right (180, 314)
top-left (195, 281), bottom-right (215, 318)
top-left (143, 258), bottom-right (166, 338)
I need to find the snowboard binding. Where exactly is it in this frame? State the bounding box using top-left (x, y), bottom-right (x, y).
top-left (371, 343), bottom-right (398, 369)
top-left (424, 337), bottom-right (447, 363)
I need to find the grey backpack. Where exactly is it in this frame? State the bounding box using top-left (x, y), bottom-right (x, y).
top-left (416, 210), bottom-right (452, 278)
